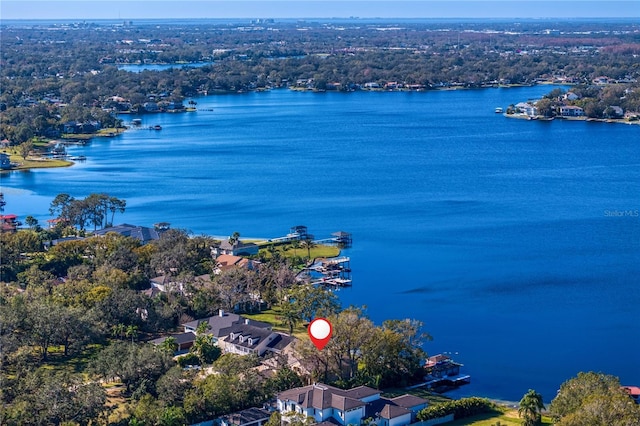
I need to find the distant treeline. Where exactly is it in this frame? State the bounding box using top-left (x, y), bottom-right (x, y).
top-left (1, 20), bottom-right (639, 142)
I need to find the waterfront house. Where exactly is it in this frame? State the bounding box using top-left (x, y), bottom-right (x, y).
top-left (93, 223), bottom-right (161, 244)
top-left (182, 310), bottom-right (294, 357)
top-left (562, 92), bottom-right (580, 101)
top-left (559, 105), bottom-right (585, 117)
top-left (214, 254), bottom-right (257, 273)
top-left (276, 383), bottom-right (428, 426)
top-left (0, 153), bottom-right (12, 170)
top-left (623, 386), bottom-right (640, 403)
top-left (606, 105), bottom-right (624, 118)
top-left (214, 240), bottom-right (259, 257)
top-left (143, 102), bottom-right (159, 112)
top-left (515, 102), bottom-right (538, 117)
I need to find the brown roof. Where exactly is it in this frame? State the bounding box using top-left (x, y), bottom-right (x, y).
top-left (390, 394), bottom-right (428, 408)
top-left (379, 404), bottom-right (411, 420)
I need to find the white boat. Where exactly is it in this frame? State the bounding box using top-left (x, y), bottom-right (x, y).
top-left (495, 107), bottom-right (503, 113)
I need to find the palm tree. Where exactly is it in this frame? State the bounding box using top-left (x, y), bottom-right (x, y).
top-left (278, 302), bottom-right (301, 335)
top-left (125, 325), bottom-right (139, 343)
top-left (291, 239), bottom-right (300, 257)
top-left (160, 336), bottom-right (179, 354)
top-left (300, 237), bottom-right (316, 260)
top-left (518, 389), bottom-right (545, 426)
top-left (111, 323), bottom-right (125, 340)
top-left (229, 231), bottom-right (241, 245)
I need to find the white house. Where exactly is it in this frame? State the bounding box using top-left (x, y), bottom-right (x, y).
top-left (183, 310), bottom-right (294, 357)
top-left (515, 102), bottom-right (538, 117)
top-left (559, 105), bottom-right (585, 117)
top-left (563, 92), bottom-right (580, 101)
top-left (277, 383), bottom-right (428, 426)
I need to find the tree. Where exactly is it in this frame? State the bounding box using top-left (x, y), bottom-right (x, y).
top-left (300, 237), bottom-right (316, 260)
top-left (18, 140), bottom-right (34, 160)
top-left (277, 301), bottom-right (302, 335)
top-left (361, 318), bottom-right (430, 388)
top-left (518, 389), bottom-right (545, 426)
top-left (88, 341), bottom-right (174, 395)
top-left (6, 368), bottom-right (107, 425)
top-left (159, 336), bottom-right (179, 355)
top-left (49, 193), bottom-right (75, 218)
top-left (229, 231), bottom-right (241, 245)
top-left (288, 284), bottom-right (340, 323)
top-left (326, 306), bottom-right (376, 381)
top-left (535, 98), bottom-right (554, 118)
top-left (24, 215), bottom-right (39, 229)
top-left (549, 371), bottom-right (640, 426)
top-left (126, 324), bottom-right (139, 343)
top-left (191, 333), bottom-right (221, 365)
top-left (107, 195), bottom-right (127, 227)
top-left (112, 323), bottom-right (126, 340)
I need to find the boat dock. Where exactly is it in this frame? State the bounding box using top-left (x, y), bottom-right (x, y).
top-left (305, 256), bottom-right (352, 287)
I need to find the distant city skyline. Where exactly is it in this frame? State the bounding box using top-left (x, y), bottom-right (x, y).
top-left (2, 1), bottom-right (639, 20)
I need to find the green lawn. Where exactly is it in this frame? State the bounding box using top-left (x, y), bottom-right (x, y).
top-left (243, 308), bottom-right (309, 339)
top-left (41, 344), bottom-right (105, 375)
top-left (257, 243), bottom-right (340, 262)
top-left (441, 409), bottom-right (554, 426)
top-left (382, 388), bottom-right (453, 405)
top-left (3, 147), bottom-right (72, 169)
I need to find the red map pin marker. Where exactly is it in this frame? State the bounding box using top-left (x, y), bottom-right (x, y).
top-left (308, 318), bottom-right (332, 350)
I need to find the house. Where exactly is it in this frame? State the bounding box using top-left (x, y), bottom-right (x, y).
top-left (214, 254), bottom-right (257, 273)
top-left (0, 153), bottom-right (12, 170)
top-left (143, 102), bottom-right (159, 112)
top-left (219, 407), bottom-right (272, 426)
top-left (150, 332), bottom-right (196, 353)
top-left (0, 214), bottom-right (20, 233)
top-left (623, 386), bottom-right (640, 404)
top-left (182, 310), bottom-right (294, 357)
top-left (563, 92), bottom-right (580, 101)
top-left (93, 223), bottom-right (161, 244)
top-left (515, 102), bottom-right (538, 117)
top-left (559, 105), bottom-right (585, 117)
top-left (277, 383), bottom-right (428, 426)
top-left (606, 105), bottom-right (624, 118)
top-left (214, 240), bottom-right (259, 257)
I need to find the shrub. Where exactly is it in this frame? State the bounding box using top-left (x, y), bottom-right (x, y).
top-left (417, 397), bottom-right (497, 421)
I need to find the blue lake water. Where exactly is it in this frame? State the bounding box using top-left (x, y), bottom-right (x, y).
top-left (2, 86), bottom-right (639, 401)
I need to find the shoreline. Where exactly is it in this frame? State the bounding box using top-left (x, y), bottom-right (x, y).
top-left (5, 83), bottom-right (637, 173)
top-left (503, 113), bottom-right (640, 125)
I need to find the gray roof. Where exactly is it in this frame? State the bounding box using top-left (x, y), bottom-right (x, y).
top-left (266, 333), bottom-right (295, 352)
top-left (225, 324), bottom-right (275, 349)
top-left (93, 223), bottom-right (160, 244)
top-left (365, 395), bottom-right (427, 420)
top-left (183, 311), bottom-right (271, 337)
top-left (150, 332), bottom-right (196, 346)
top-left (220, 407), bottom-right (271, 426)
top-left (390, 394), bottom-right (428, 409)
top-left (277, 383), bottom-right (371, 411)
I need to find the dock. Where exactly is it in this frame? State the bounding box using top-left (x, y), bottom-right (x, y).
top-left (305, 256), bottom-right (352, 287)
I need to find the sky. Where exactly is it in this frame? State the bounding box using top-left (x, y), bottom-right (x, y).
top-left (1, 0), bottom-right (639, 20)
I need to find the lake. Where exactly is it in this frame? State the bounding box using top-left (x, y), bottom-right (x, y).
top-left (2, 86), bottom-right (639, 402)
